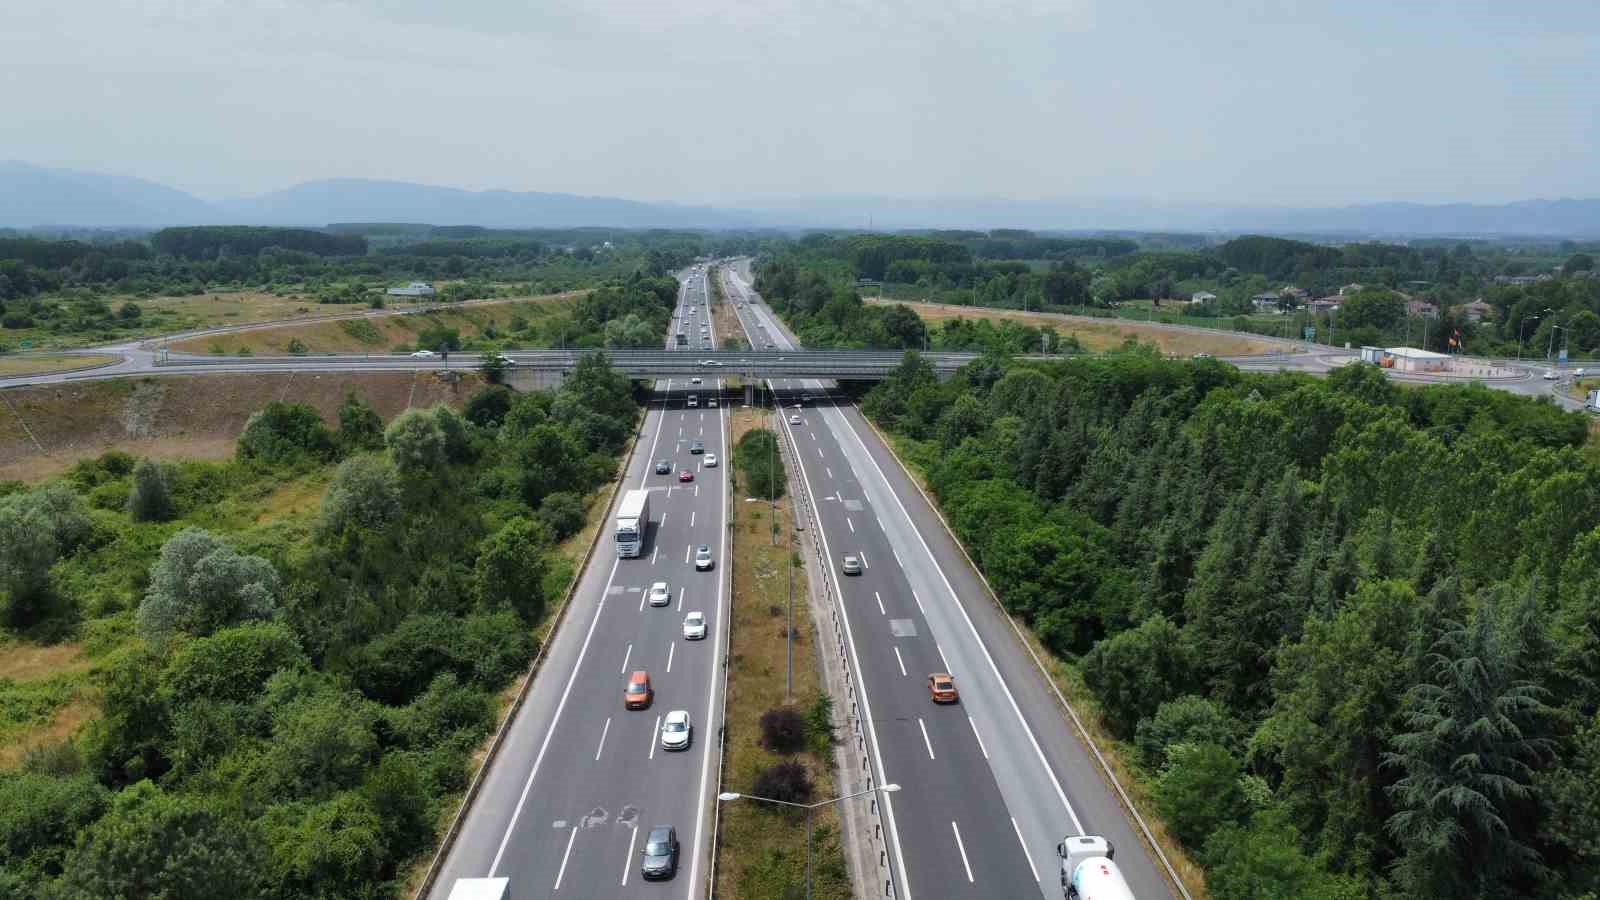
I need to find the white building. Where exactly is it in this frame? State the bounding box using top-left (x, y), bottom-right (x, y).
top-left (1384, 347), bottom-right (1452, 374)
top-left (386, 281), bottom-right (436, 298)
top-left (1190, 291), bottom-right (1216, 304)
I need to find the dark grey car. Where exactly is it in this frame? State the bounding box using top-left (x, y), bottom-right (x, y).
top-left (689, 440), bottom-right (704, 454)
top-left (655, 459), bottom-right (671, 474)
top-left (640, 825), bottom-right (678, 880)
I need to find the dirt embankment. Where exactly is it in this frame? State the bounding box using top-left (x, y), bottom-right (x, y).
top-left (0, 371), bottom-right (480, 481)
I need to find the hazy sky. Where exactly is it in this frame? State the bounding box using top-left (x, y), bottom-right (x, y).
top-left (5, 0), bottom-right (1597, 206)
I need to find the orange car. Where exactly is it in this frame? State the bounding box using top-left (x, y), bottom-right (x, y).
top-left (928, 673), bottom-right (959, 703)
top-left (625, 671), bottom-right (653, 710)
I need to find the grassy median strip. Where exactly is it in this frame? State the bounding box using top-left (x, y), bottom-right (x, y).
top-left (716, 407), bottom-right (849, 899)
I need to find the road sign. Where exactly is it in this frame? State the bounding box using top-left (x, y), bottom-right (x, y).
top-left (1303, 327), bottom-right (1315, 341)
top-left (19, 341), bottom-right (30, 350)
top-left (1559, 348), bottom-right (1569, 364)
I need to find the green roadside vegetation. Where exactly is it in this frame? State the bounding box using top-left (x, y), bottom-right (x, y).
top-left (755, 232), bottom-right (1600, 360)
top-left (860, 345), bottom-right (1597, 899)
top-left (717, 412), bottom-right (847, 899)
top-left (0, 354), bottom-right (118, 377)
top-left (1, 225), bottom-right (738, 351)
top-left (0, 353), bottom-right (640, 898)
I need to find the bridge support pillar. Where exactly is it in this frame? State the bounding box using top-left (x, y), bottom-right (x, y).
top-left (743, 382), bottom-right (756, 407)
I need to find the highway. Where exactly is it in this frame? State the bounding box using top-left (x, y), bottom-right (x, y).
top-left (720, 260), bottom-right (1179, 900)
top-left (426, 268), bottom-right (730, 898)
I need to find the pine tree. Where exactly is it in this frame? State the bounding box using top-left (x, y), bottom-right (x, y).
top-left (1385, 590), bottom-right (1553, 898)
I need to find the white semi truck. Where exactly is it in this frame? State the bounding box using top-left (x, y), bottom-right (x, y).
top-left (1058, 835), bottom-right (1135, 899)
top-left (446, 878), bottom-right (508, 900)
top-left (616, 488), bottom-right (651, 558)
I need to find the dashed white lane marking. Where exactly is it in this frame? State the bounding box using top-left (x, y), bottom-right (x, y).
top-left (649, 714), bottom-right (661, 760)
top-left (594, 717), bottom-right (611, 761)
top-left (951, 822), bottom-right (974, 882)
top-left (667, 640), bottom-right (676, 673)
top-left (620, 643), bottom-right (632, 674)
top-left (875, 591), bottom-right (886, 615)
top-left (918, 717), bottom-right (936, 759)
top-left (894, 645), bottom-right (907, 676)
top-left (620, 825), bottom-right (639, 886)
top-left (847, 518), bottom-right (855, 533)
top-left (553, 826), bottom-right (578, 890)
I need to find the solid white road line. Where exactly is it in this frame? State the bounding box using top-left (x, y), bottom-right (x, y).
top-left (1012, 817), bottom-right (1039, 882)
top-left (667, 640), bottom-right (676, 673)
top-left (919, 717), bottom-right (936, 759)
top-left (594, 717), bottom-right (611, 761)
top-left (620, 643), bottom-right (632, 674)
top-left (553, 825), bottom-right (578, 890)
top-left (621, 825), bottom-right (638, 886)
top-left (894, 645), bottom-right (907, 676)
top-left (936, 642), bottom-right (951, 672)
top-left (838, 403), bottom-right (1088, 833)
top-left (969, 716), bottom-right (990, 760)
top-left (951, 822), bottom-right (974, 882)
top-left (912, 589), bottom-right (925, 614)
top-left (875, 591), bottom-right (886, 615)
top-left (893, 548), bottom-right (903, 568)
top-left (489, 556), bottom-right (621, 876)
top-left (649, 714), bottom-right (660, 760)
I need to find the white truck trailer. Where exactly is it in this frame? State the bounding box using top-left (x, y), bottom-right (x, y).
top-left (1058, 835), bottom-right (1135, 899)
top-left (615, 488), bottom-right (651, 558)
top-left (445, 877), bottom-right (509, 900)
top-left (1586, 388), bottom-right (1600, 413)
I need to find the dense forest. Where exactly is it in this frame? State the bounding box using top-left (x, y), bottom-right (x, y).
top-left (863, 350), bottom-right (1599, 898)
top-left (0, 355), bottom-right (640, 898)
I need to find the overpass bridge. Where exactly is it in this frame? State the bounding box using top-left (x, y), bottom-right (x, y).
top-left (153, 348), bottom-right (988, 380)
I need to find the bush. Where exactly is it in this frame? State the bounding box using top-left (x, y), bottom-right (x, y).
top-left (236, 402), bottom-right (335, 465)
top-left (463, 385), bottom-right (513, 428)
top-left (137, 528), bottom-right (281, 644)
top-left (735, 429), bottom-right (786, 500)
top-left (536, 491), bottom-right (587, 541)
top-left (1154, 742), bottom-right (1249, 851)
top-left (0, 772), bottom-right (108, 880)
top-left (431, 404), bottom-right (473, 463)
top-left (751, 760), bottom-right (813, 805)
top-left (334, 391), bottom-right (383, 454)
top-left (759, 706), bottom-right (807, 753)
top-left (805, 694), bottom-right (834, 755)
top-left (161, 621), bottom-right (306, 707)
top-left (473, 517), bottom-right (552, 622)
top-left (384, 408), bottom-right (446, 475)
top-left (126, 459), bottom-right (173, 523)
top-left (285, 338), bottom-right (308, 355)
top-left (316, 455), bottom-right (401, 536)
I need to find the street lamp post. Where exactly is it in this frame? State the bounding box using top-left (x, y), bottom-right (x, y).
top-left (1549, 322), bottom-right (1565, 363)
top-left (719, 783), bottom-right (901, 900)
top-left (1518, 316), bottom-right (1541, 361)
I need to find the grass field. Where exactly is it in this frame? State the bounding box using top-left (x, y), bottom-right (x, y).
top-left (0, 353), bottom-right (119, 377)
top-left (166, 292), bottom-right (579, 355)
top-left (869, 298), bottom-right (1289, 357)
top-left (717, 408), bottom-right (849, 900)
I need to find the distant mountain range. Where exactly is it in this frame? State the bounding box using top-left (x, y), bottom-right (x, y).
top-left (4, 161), bottom-right (1600, 237)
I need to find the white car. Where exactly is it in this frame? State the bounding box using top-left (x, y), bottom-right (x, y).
top-left (1543, 370), bottom-right (1558, 380)
top-left (691, 376), bottom-right (703, 385)
top-left (660, 710), bottom-right (692, 751)
top-left (1576, 368), bottom-right (1588, 378)
top-left (683, 611), bottom-right (707, 640)
top-left (647, 582), bottom-right (672, 608)
top-left (789, 414), bottom-right (802, 425)
top-left (701, 360), bottom-right (722, 367)
top-left (494, 354), bottom-right (517, 367)
top-left (410, 349), bottom-right (436, 359)
top-left (695, 545), bottom-right (714, 571)
top-left (704, 453), bottom-right (717, 467)
top-left (708, 398), bottom-right (719, 408)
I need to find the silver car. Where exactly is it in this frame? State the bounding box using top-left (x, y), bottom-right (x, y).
top-left (842, 555), bottom-right (862, 575)
top-left (695, 545), bottom-right (714, 571)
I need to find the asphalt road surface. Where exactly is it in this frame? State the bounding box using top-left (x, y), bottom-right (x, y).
top-left (721, 261), bottom-right (1179, 900)
top-left (427, 268), bottom-right (730, 899)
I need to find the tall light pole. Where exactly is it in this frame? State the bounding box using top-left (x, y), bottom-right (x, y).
top-left (1518, 315), bottom-right (1540, 361)
top-left (1549, 322), bottom-right (1565, 363)
top-left (719, 783), bottom-right (902, 900)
